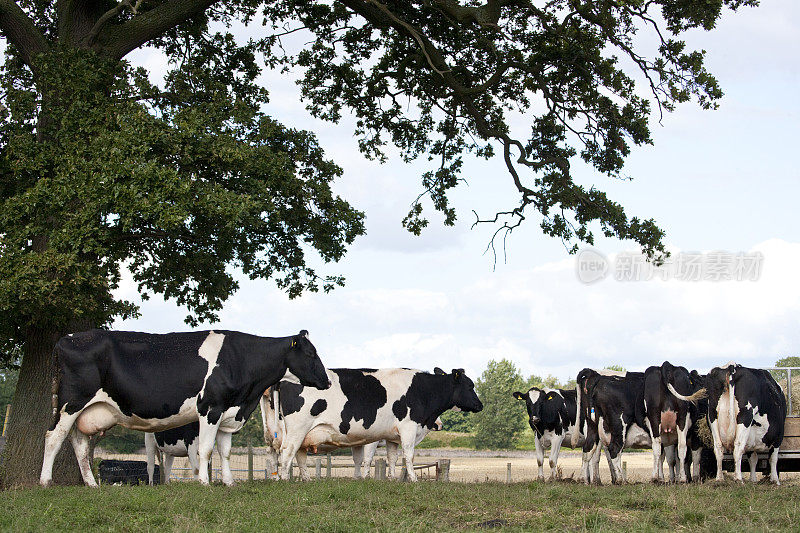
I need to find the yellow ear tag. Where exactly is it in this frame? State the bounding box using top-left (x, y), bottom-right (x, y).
top-left (291, 340), bottom-right (296, 347)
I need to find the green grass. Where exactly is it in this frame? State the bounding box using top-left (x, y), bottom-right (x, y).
top-left (2, 480), bottom-right (799, 532)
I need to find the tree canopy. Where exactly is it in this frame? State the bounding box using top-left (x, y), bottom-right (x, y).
top-left (0, 0), bottom-right (757, 484)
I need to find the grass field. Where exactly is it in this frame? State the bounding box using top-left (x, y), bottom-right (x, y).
top-left (2, 479), bottom-right (799, 532)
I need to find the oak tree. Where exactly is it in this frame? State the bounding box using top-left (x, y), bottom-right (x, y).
top-left (0, 0), bottom-right (755, 485)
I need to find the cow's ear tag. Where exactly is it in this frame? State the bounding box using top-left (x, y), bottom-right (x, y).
top-left (291, 340), bottom-right (296, 347)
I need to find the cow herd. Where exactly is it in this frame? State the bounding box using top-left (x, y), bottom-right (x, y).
top-left (39, 329), bottom-right (481, 487)
top-left (38, 329), bottom-right (787, 487)
top-left (515, 362), bottom-right (786, 485)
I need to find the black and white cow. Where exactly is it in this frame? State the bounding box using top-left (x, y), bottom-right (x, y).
top-left (671, 363), bottom-right (785, 484)
top-left (40, 329), bottom-right (329, 487)
top-left (640, 362), bottom-right (707, 483)
top-left (145, 421), bottom-right (214, 485)
top-left (512, 387), bottom-right (582, 480)
top-left (263, 367), bottom-right (482, 481)
top-left (261, 388), bottom-right (442, 479)
top-left (575, 369), bottom-right (650, 484)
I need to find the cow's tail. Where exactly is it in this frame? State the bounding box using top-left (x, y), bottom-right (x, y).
top-left (572, 384), bottom-right (582, 448)
top-left (666, 383), bottom-right (707, 404)
top-left (259, 390), bottom-right (271, 445)
top-left (49, 345), bottom-right (62, 431)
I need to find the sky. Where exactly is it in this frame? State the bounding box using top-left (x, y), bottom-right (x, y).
top-left (114, 2), bottom-right (800, 384)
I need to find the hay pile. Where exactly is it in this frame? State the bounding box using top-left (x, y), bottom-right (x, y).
top-left (696, 416), bottom-right (714, 448)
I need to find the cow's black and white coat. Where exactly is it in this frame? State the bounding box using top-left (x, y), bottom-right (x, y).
top-left (262, 367), bottom-right (481, 481)
top-left (40, 329), bottom-right (329, 487)
top-left (262, 388), bottom-right (442, 479)
top-left (672, 363), bottom-right (785, 484)
top-left (640, 362), bottom-right (707, 482)
top-left (513, 387), bottom-right (582, 480)
top-left (575, 369), bottom-right (651, 484)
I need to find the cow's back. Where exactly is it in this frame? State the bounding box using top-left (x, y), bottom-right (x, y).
top-left (56, 330), bottom-right (211, 419)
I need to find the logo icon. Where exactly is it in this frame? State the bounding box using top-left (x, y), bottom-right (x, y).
top-left (576, 248), bottom-right (608, 284)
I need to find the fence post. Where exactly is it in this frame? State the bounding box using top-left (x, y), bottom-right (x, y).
top-left (326, 453), bottom-right (332, 478)
top-left (622, 461), bottom-right (627, 483)
top-left (208, 455), bottom-right (213, 484)
top-left (158, 449), bottom-right (165, 484)
top-left (247, 441), bottom-right (254, 482)
top-left (289, 462), bottom-right (294, 480)
top-left (437, 459), bottom-right (450, 482)
top-left (506, 462), bottom-right (512, 483)
top-left (315, 458), bottom-right (322, 479)
top-left (401, 458), bottom-right (408, 481)
top-left (375, 458), bottom-right (386, 480)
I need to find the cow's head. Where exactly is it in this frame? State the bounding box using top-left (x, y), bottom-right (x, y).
top-left (285, 330), bottom-right (330, 390)
top-left (446, 368), bottom-right (482, 413)
top-left (513, 387), bottom-right (545, 431)
top-left (513, 388), bottom-right (552, 430)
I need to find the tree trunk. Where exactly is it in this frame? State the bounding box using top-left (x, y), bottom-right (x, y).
top-left (0, 327), bottom-right (82, 488)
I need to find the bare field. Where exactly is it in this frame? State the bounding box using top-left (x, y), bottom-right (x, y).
top-left (97, 448), bottom-right (800, 485)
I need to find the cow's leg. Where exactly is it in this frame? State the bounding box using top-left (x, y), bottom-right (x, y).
top-left (732, 424), bottom-right (749, 482)
top-left (188, 439), bottom-right (200, 481)
top-left (549, 434), bottom-right (565, 480)
top-left (769, 447), bottom-right (780, 485)
top-left (294, 448), bottom-right (311, 481)
top-left (533, 434), bottom-right (545, 480)
top-left (748, 451), bottom-right (758, 483)
top-left (399, 428), bottom-right (419, 482)
top-left (266, 447), bottom-right (279, 479)
top-left (362, 443), bottom-right (377, 479)
top-left (277, 434), bottom-right (304, 480)
top-left (710, 420), bottom-right (725, 482)
top-left (691, 447), bottom-right (702, 482)
top-left (385, 441), bottom-right (399, 479)
top-left (651, 435), bottom-right (663, 482)
top-left (197, 416), bottom-right (220, 485)
top-left (602, 446), bottom-right (617, 484)
top-left (215, 430), bottom-right (234, 486)
top-left (352, 446), bottom-right (365, 479)
top-left (69, 428), bottom-right (97, 487)
top-left (40, 410), bottom-right (82, 486)
top-left (663, 445), bottom-right (676, 483)
top-left (162, 454), bottom-right (175, 483)
top-left (580, 442), bottom-right (595, 484)
top-left (581, 430), bottom-right (600, 485)
top-left (676, 414), bottom-right (690, 483)
top-left (605, 422), bottom-right (625, 484)
top-left (145, 433), bottom-right (157, 485)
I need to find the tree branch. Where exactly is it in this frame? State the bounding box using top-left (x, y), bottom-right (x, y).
top-left (93, 0), bottom-right (222, 59)
top-left (0, 0), bottom-right (49, 71)
top-left (83, 0), bottom-right (143, 47)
